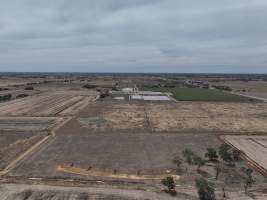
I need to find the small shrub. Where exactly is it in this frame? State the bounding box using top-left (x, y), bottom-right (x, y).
top-left (16, 94), bottom-right (29, 99)
top-left (25, 86), bottom-right (34, 90)
top-left (83, 84), bottom-right (97, 89)
top-left (219, 144), bottom-right (234, 166)
top-left (205, 148), bottom-right (218, 162)
top-left (195, 178), bottom-right (216, 200)
top-left (182, 148), bottom-right (195, 165)
top-left (161, 176), bottom-right (176, 195)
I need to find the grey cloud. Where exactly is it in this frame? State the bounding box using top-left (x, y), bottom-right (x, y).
top-left (0, 0), bottom-right (266, 73)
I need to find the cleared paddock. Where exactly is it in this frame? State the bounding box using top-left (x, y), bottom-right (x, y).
top-left (223, 135), bottom-right (267, 175)
top-left (0, 117), bottom-right (64, 132)
top-left (0, 92), bottom-right (97, 117)
top-left (61, 101), bottom-right (267, 134)
top-left (10, 133), bottom-right (221, 179)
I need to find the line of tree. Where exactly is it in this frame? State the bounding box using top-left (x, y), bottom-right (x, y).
top-left (83, 84), bottom-right (97, 89)
top-left (24, 86), bottom-right (34, 90)
top-left (0, 94), bottom-right (11, 102)
top-left (16, 94), bottom-right (29, 99)
top-left (213, 85), bottom-right (232, 91)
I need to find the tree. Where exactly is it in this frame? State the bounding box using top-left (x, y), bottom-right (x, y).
top-left (222, 184), bottom-right (226, 198)
top-left (242, 168), bottom-right (256, 194)
top-left (173, 156), bottom-right (183, 173)
top-left (0, 94), bottom-right (12, 102)
top-left (205, 148), bottom-right (218, 162)
top-left (161, 176), bottom-right (176, 195)
top-left (232, 149), bottom-right (242, 162)
top-left (16, 94), bottom-right (29, 99)
top-left (215, 162), bottom-right (222, 180)
top-left (25, 86), bottom-right (34, 90)
top-left (100, 90), bottom-right (109, 98)
top-left (193, 156), bottom-right (206, 172)
top-left (83, 84), bottom-right (97, 89)
top-left (219, 144), bottom-right (234, 166)
top-left (182, 148), bottom-right (195, 165)
top-left (195, 178), bottom-right (216, 200)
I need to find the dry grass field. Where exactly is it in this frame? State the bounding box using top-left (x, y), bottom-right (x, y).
top-left (148, 102), bottom-right (267, 133)
top-left (61, 101), bottom-right (267, 134)
top-left (60, 101), bottom-right (148, 133)
top-left (223, 135), bottom-right (267, 175)
top-left (0, 92), bottom-right (97, 117)
top-left (0, 78), bottom-right (46, 87)
top-left (0, 117), bottom-right (64, 132)
top-left (215, 81), bottom-right (267, 99)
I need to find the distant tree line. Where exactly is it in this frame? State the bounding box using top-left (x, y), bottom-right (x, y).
top-left (83, 84), bottom-right (97, 89)
top-left (0, 94), bottom-right (11, 102)
top-left (16, 94), bottom-right (29, 99)
top-left (24, 86), bottom-right (34, 90)
top-left (213, 85), bottom-right (232, 91)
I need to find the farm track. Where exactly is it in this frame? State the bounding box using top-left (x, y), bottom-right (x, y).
top-left (0, 116), bottom-right (72, 176)
top-left (0, 91), bottom-right (97, 177)
top-left (0, 135), bottom-right (51, 176)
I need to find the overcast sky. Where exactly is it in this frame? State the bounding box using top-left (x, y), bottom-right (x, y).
top-left (0, 0), bottom-right (267, 73)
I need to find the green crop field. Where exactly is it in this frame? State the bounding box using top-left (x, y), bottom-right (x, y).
top-left (141, 86), bottom-right (256, 102)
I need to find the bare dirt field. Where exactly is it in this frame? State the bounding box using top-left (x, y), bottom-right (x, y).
top-left (0, 131), bottom-right (47, 170)
top-left (223, 135), bottom-right (267, 175)
top-left (0, 92), bottom-right (97, 117)
top-left (10, 133), bottom-right (220, 179)
top-left (0, 117), bottom-right (64, 132)
top-left (0, 183), bottom-right (198, 200)
top-left (60, 100), bottom-right (267, 134)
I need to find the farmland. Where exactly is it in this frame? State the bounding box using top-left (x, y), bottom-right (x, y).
top-left (0, 131), bottom-right (46, 170)
top-left (147, 102), bottom-right (267, 133)
top-left (11, 133), bottom-right (220, 179)
top-left (213, 80), bottom-right (267, 100)
top-left (59, 101), bottom-right (267, 134)
top-left (0, 92), bottom-right (97, 116)
top-left (0, 117), bottom-right (65, 171)
top-left (223, 135), bottom-right (267, 175)
top-left (0, 74), bottom-right (267, 200)
top-left (0, 117), bottom-right (64, 132)
top-left (142, 86), bottom-right (255, 102)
